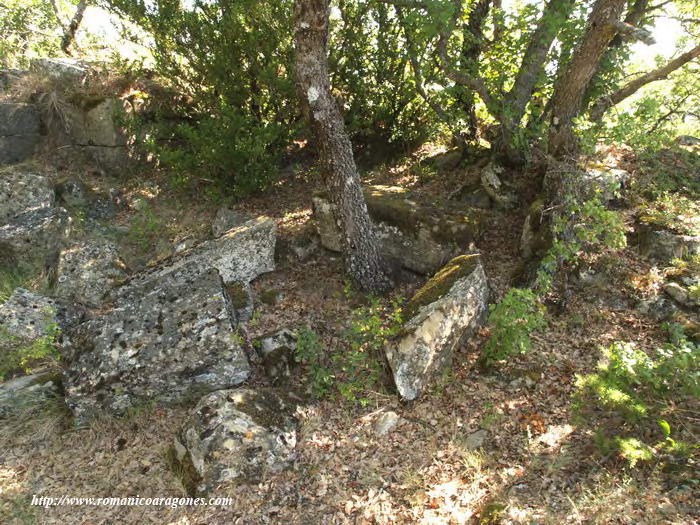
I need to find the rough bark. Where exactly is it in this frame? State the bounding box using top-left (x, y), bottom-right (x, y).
top-left (589, 43), bottom-right (700, 121)
top-left (497, 0), bottom-right (576, 164)
top-left (548, 0), bottom-right (627, 159)
top-left (294, 0), bottom-right (392, 292)
top-left (61, 0), bottom-right (88, 55)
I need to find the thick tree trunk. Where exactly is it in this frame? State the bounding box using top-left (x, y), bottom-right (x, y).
top-left (294, 0), bottom-right (392, 292)
top-left (61, 0), bottom-right (88, 55)
top-left (589, 43), bottom-right (700, 121)
top-left (548, 0), bottom-right (627, 159)
top-left (497, 0), bottom-right (576, 165)
top-left (459, 0), bottom-right (491, 141)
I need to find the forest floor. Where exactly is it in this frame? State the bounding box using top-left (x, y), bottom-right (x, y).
top-left (0, 144), bottom-right (698, 524)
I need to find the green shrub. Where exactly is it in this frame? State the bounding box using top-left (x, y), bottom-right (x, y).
top-left (0, 321), bottom-right (61, 380)
top-left (574, 325), bottom-right (699, 466)
top-left (295, 296), bottom-right (403, 405)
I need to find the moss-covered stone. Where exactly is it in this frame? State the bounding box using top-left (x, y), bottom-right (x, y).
top-left (404, 254), bottom-right (481, 319)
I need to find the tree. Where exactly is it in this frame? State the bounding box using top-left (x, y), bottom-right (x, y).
top-left (294, 0), bottom-right (393, 292)
top-left (61, 0), bottom-right (88, 55)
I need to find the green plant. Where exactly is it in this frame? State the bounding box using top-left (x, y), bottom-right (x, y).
top-left (0, 268), bottom-right (31, 303)
top-left (125, 204), bottom-right (165, 250)
top-left (574, 325), bottom-right (699, 466)
top-left (294, 296), bottom-right (403, 404)
top-left (639, 192), bottom-right (700, 236)
top-left (0, 320), bottom-right (61, 380)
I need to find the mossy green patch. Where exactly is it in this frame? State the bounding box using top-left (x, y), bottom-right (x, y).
top-left (260, 288), bottom-right (281, 306)
top-left (226, 282), bottom-right (249, 309)
top-left (403, 254), bottom-right (480, 319)
top-left (66, 92), bottom-right (108, 112)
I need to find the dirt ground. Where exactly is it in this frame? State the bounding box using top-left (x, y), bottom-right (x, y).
top-left (1, 148), bottom-right (698, 524)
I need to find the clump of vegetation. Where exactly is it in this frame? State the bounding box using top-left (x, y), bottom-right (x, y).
top-left (574, 324), bottom-right (699, 466)
top-left (0, 321), bottom-right (61, 380)
top-left (295, 296), bottom-right (403, 405)
top-left (483, 194), bottom-right (627, 366)
top-left (638, 192), bottom-right (700, 236)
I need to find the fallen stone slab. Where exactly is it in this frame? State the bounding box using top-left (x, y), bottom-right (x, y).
top-left (637, 226), bottom-right (700, 261)
top-left (110, 216), bottom-right (276, 303)
top-left (62, 268), bottom-right (250, 422)
top-left (0, 207), bottom-right (71, 273)
top-left (53, 239), bottom-right (128, 306)
top-left (313, 185), bottom-right (482, 275)
top-left (172, 388), bottom-right (302, 495)
top-left (0, 167), bottom-right (55, 224)
top-left (385, 255), bottom-right (489, 400)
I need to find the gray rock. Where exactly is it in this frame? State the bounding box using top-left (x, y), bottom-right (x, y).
top-left (110, 216), bottom-right (276, 303)
top-left (374, 411), bottom-right (400, 435)
top-left (0, 168), bottom-right (55, 223)
top-left (55, 179), bottom-right (88, 209)
top-left (62, 268), bottom-right (250, 422)
top-left (0, 135), bottom-right (41, 165)
top-left (677, 135), bottom-right (700, 146)
top-left (0, 207), bottom-right (71, 274)
top-left (54, 240), bottom-right (128, 306)
top-left (385, 255), bottom-right (489, 400)
top-left (582, 168), bottom-right (628, 202)
top-left (313, 186), bottom-right (482, 275)
top-left (481, 163), bottom-right (517, 209)
top-left (30, 58), bottom-right (88, 84)
top-left (429, 149), bottom-right (462, 171)
top-left (173, 388), bottom-right (302, 495)
top-left (212, 207), bottom-right (251, 238)
top-left (0, 373), bottom-right (61, 419)
top-left (463, 429), bottom-right (488, 450)
top-left (257, 329), bottom-right (297, 383)
top-left (288, 234), bottom-right (319, 261)
top-left (0, 103), bottom-right (40, 136)
top-left (0, 289), bottom-right (62, 340)
top-left (664, 282), bottom-right (689, 305)
top-left (637, 227), bottom-right (700, 261)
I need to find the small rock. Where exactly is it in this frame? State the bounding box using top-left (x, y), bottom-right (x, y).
top-left (257, 329), bottom-right (297, 384)
top-left (664, 282), bottom-right (689, 305)
top-left (0, 168), bottom-right (55, 223)
top-left (464, 429), bottom-right (488, 450)
top-left (374, 411), bottom-right (400, 435)
top-left (173, 388), bottom-right (303, 495)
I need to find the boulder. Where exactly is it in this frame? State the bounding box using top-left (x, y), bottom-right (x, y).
top-left (0, 105), bottom-right (41, 165)
top-left (256, 329), bottom-right (297, 384)
top-left (0, 135), bottom-right (41, 165)
top-left (637, 226), bottom-right (700, 261)
top-left (212, 207), bottom-right (251, 238)
top-left (30, 58), bottom-right (88, 84)
top-left (0, 289), bottom-right (82, 341)
top-left (0, 168), bottom-right (55, 223)
top-left (0, 207), bottom-right (71, 273)
top-left (582, 167), bottom-right (629, 202)
top-left (385, 255), bottom-right (489, 400)
top-left (172, 388), bottom-right (302, 495)
top-left (54, 239), bottom-right (128, 306)
top-left (62, 268), bottom-right (250, 422)
top-left (109, 216), bottom-right (276, 303)
top-left (0, 103), bottom-right (40, 136)
top-left (481, 163), bottom-right (517, 209)
top-left (0, 372), bottom-right (61, 419)
top-left (313, 186), bottom-right (482, 275)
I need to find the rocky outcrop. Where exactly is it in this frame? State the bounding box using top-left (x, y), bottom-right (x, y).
top-left (0, 207), bottom-right (71, 273)
top-left (62, 268), bottom-right (250, 422)
top-left (0, 167), bottom-right (55, 223)
top-left (109, 216), bottom-right (276, 303)
top-left (30, 58), bottom-right (88, 84)
top-left (385, 255), bottom-right (489, 400)
top-left (0, 103), bottom-right (41, 165)
top-left (54, 239), bottom-right (128, 306)
top-left (172, 388), bottom-right (302, 495)
top-left (313, 186), bottom-right (482, 275)
top-left (212, 207), bottom-right (251, 238)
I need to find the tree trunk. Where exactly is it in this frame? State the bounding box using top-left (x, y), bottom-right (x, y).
top-left (589, 43), bottom-right (700, 121)
top-left (497, 0), bottom-right (576, 165)
top-left (459, 0), bottom-right (491, 141)
top-left (548, 0), bottom-right (627, 159)
top-left (294, 0), bottom-right (392, 292)
top-left (61, 0), bottom-right (88, 55)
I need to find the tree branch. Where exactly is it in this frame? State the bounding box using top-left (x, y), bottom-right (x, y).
top-left (612, 20), bottom-right (655, 45)
top-left (589, 43), bottom-right (700, 121)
